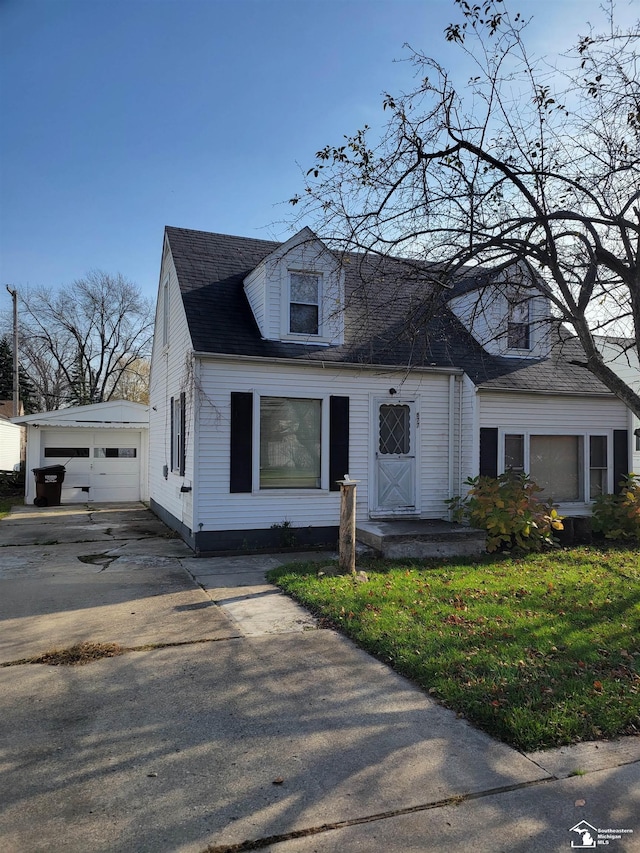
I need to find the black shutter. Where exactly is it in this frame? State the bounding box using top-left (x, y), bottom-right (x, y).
top-left (479, 427), bottom-right (498, 478)
top-left (170, 396), bottom-right (174, 472)
top-left (179, 391), bottom-right (186, 477)
top-left (329, 396), bottom-right (350, 491)
top-left (230, 392), bottom-right (253, 493)
top-left (613, 429), bottom-right (629, 492)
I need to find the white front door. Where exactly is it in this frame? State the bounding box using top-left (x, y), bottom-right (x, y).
top-left (372, 400), bottom-right (417, 516)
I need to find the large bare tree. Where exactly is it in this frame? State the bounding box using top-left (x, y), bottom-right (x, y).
top-left (292, 0), bottom-right (640, 417)
top-left (17, 271), bottom-right (153, 410)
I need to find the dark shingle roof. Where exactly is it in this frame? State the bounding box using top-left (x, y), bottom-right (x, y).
top-left (165, 226), bottom-right (613, 396)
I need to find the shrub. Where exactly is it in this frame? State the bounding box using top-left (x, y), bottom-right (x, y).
top-left (591, 473), bottom-right (640, 541)
top-left (0, 468), bottom-right (25, 497)
top-left (447, 473), bottom-right (564, 552)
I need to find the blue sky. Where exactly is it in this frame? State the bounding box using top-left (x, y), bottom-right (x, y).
top-left (1, 0), bottom-right (638, 316)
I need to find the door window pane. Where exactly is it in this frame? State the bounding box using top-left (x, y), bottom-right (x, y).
top-left (504, 434), bottom-right (525, 472)
top-left (260, 397), bottom-right (321, 488)
top-left (530, 435), bottom-right (583, 502)
top-left (379, 405), bottom-right (410, 455)
top-left (44, 447), bottom-right (89, 458)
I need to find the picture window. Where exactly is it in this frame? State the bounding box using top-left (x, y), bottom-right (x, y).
top-left (260, 396), bottom-right (321, 488)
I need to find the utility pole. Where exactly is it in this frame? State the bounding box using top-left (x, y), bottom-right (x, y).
top-left (5, 285), bottom-right (19, 418)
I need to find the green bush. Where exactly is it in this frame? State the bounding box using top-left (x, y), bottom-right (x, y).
top-left (447, 473), bottom-right (564, 552)
top-left (0, 467), bottom-right (24, 497)
top-left (591, 473), bottom-right (640, 541)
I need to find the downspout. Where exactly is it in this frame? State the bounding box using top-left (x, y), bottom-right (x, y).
top-left (457, 375), bottom-right (463, 498)
top-left (191, 356), bottom-right (200, 541)
top-left (448, 375), bottom-right (455, 508)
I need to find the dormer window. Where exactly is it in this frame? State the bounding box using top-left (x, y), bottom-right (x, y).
top-left (507, 296), bottom-right (531, 350)
top-left (243, 230), bottom-right (344, 345)
top-left (289, 272), bottom-right (320, 335)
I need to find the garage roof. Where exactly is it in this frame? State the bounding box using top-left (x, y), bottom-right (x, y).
top-left (13, 400), bottom-right (149, 428)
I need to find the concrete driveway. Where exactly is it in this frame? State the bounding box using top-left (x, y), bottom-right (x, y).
top-left (0, 503), bottom-right (638, 853)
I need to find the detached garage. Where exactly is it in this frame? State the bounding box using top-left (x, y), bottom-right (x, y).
top-left (15, 401), bottom-right (149, 505)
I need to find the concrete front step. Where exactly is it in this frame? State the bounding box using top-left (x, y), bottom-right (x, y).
top-left (356, 519), bottom-right (486, 559)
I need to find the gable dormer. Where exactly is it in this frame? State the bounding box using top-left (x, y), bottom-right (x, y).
top-left (243, 227), bottom-right (344, 345)
top-left (447, 264), bottom-right (551, 359)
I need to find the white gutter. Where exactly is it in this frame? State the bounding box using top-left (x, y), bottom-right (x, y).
top-left (192, 350), bottom-right (463, 375)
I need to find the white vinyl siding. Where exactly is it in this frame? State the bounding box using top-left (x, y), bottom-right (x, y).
top-left (596, 339), bottom-right (640, 476)
top-left (243, 231), bottom-right (344, 345)
top-left (0, 420), bottom-right (21, 471)
top-left (458, 375), bottom-right (477, 492)
top-left (148, 246), bottom-right (195, 530)
top-left (448, 279), bottom-right (551, 359)
top-left (478, 391), bottom-right (629, 512)
top-left (193, 360), bottom-right (456, 533)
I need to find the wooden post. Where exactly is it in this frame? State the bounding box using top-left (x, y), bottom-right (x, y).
top-left (338, 477), bottom-right (358, 574)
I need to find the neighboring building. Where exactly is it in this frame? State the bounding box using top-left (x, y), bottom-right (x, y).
top-left (0, 400), bottom-right (23, 472)
top-left (595, 336), bottom-right (640, 479)
top-left (14, 401), bottom-right (149, 504)
top-left (148, 225), bottom-right (634, 554)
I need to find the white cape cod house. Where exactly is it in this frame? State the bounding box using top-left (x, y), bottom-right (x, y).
top-left (148, 226), bottom-right (635, 554)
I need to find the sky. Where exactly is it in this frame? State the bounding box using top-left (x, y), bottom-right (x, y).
top-left (1, 0), bottom-right (638, 319)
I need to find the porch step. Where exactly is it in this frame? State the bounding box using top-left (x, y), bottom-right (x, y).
top-left (356, 519), bottom-right (486, 559)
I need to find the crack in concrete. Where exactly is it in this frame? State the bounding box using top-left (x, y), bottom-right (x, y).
top-left (199, 777), bottom-right (559, 853)
top-left (0, 634), bottom-right (244, 668)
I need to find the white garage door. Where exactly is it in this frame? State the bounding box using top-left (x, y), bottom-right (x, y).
top-left (40, 428), bottom-right (142, 503)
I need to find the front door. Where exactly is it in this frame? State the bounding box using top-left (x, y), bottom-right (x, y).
top-left (373, 400), bottom-right (417, 516)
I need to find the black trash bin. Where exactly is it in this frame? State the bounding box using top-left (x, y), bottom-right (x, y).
top-left (33, 465), bottom-right (66, 507)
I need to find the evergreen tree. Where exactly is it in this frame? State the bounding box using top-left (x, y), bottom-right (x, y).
top-left (0, 336), bottom-right (37, 414)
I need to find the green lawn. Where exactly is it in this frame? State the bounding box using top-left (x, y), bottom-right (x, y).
top-left (268, 546), bottom-right (640, 751)
top-left (0, 495), bottom-right (22, 519)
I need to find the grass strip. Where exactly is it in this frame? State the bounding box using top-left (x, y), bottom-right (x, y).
top-left (269, 545), bottom-right (640, 751)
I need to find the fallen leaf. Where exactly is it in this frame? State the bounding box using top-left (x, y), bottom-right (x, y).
top-left (273, 777), bottom-right (285, 785)
top-left (593, 680), bottom-right (603, 692)
top-left (575, 799), bottom-right (586, 807)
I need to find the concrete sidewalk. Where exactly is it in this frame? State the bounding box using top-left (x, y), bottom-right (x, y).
top-left (0, 504), bottom-right (638, 852)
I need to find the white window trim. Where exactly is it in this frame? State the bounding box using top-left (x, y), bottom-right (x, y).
top-left (281, 269), bottom-right (333, 343)
top-left (497, 428), bottom-right (613, 505)
top-left (171, 396), bottom-right (184, 474)
top-left (506, 295), bottom-right (532, 353)
top-left (162, 277), bottom-right (170, 349)
top-left (251, 391), bottom-right (330, 494)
